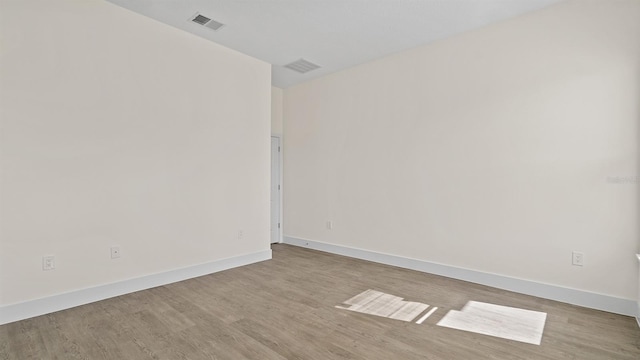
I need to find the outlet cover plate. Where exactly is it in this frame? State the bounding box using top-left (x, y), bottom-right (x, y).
top-left (43, 256), bottom-right (55, 271)
top-left (572, 251), bottom-right (584, 266)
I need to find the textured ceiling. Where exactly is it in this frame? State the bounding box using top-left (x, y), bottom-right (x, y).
top-left (106, 0), bottom-right (562, 88)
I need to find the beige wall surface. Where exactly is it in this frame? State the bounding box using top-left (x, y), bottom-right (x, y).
top-left (272, 87), bottom-right (284, 135)
top-left (0, 0), bottom-right (271, 305)
top-left (284, 0), bottom-right (640, 300)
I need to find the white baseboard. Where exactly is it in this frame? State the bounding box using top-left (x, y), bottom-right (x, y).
top-left (0, 249), bottom-right (272, 325)
top-left (637, 295), bottom-right (640, 329)
top-left (284, 236), bottom-right (636, 317)
top-left (636, 254), bottom-right (640, 328)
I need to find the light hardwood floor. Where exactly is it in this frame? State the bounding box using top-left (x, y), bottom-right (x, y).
top-left (1, 244), bottom-right (639, 359)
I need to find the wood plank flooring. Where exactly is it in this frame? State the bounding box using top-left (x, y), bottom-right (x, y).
top-left (1, 244), bottom-right (639, 359)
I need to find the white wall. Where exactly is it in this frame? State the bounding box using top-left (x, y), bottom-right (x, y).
top-left (272, 87), bottom-right (284, 135)
top-left (0, 0), bottom-right (271, 306)
top-left (284, 0), bottom-right (640, 302)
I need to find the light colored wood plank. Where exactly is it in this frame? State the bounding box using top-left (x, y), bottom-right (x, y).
top-left (1, 244), bottom-right (639, 359)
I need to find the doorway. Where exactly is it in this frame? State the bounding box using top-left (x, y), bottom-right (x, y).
top-left (271, 136), bottom-right (282, 243)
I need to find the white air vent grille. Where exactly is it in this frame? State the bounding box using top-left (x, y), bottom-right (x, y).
top-left (284, 59), bottom-right (321, 74)
top-left (191, 13), bottom-right (225, 31)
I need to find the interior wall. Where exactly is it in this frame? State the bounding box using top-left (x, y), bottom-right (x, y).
top-left (272, 87), bottom-right (284, 135)
top-left (0, 0), bottom-right (271, 306)
top-left (283, 0), bottom-right (640, 300)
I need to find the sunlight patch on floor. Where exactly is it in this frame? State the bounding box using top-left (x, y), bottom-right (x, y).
top-left (336, 289), bottom-right (429, 322)
top-left (437, 301), bottom-right (547, 345)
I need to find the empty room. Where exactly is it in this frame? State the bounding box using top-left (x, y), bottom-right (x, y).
top-left (1, 0), bottom-right (639, 359)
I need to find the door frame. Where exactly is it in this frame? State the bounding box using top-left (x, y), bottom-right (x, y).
top-left (271, 135), bottom-right (283, 244)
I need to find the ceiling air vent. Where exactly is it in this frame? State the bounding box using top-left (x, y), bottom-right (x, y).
top-left (284, 59), bottom-right (321, 74)
top-left (191, 13), bottom-right (225, 31)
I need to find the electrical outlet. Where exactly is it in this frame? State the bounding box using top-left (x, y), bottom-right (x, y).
top-left (111, 246), bottom-right (121, 259)
top-left (326, 220), bottom-right (333, 230)
top-left (238, 230), bottom-right (243, 240)
top-left (572, 251), bottom-right (584, 266)
top-left (43, 256), bottom-right (55, 271)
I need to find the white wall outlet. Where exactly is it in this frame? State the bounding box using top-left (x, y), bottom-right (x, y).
top-left (110, 246), bottom-right (121, 259)
top-left (572, 251), bottom-right (584, 266)
top-left (238, 230), bottom-right (243, 240)
top-left (43, 255), bottom-right (55, 271)
top-left (326, 220), bottom-right (333, 230)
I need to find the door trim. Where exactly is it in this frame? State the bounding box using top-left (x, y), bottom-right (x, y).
top-left (271, 135), bottom-right (283, 244)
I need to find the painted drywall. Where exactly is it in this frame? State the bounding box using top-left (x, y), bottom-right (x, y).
top-left (0, 0), bottom-right (271, 306)
top-left (283, 0), bottom-right (640, 301)
top-left (272, 87), bottom-right (284, 135)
